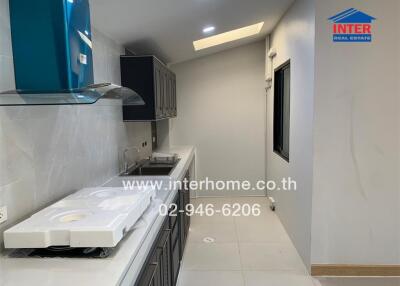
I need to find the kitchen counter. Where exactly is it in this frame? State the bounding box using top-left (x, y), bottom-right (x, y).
top-left (0, 146), bottom-right (195, 286)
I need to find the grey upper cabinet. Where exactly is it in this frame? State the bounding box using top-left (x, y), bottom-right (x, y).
top-left (121, 56), bottom-right (177, 121)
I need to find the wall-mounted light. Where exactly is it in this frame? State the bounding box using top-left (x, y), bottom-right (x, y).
top-left (268, 48), bottom-right (277, 58)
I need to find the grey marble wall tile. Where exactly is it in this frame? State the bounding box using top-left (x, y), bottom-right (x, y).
top-left (0, 56), bottom-right (15, 91)
top-left (0, 14), bottom-right (151, 250)
top-left (0, 0), bottom-right (12, 58)
top-left (0, 25), bottom-right (13, 58)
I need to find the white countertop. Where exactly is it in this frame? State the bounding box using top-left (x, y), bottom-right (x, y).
top-left (0, 146), bottom-right (195, 286)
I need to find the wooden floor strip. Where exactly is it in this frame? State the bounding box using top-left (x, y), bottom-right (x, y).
top-left (311, 264), bottom-right (400, 277)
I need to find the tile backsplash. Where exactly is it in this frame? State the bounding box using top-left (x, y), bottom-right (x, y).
top-left (0, 0), bottom-right (151, 250)
top-left (0, 0), bottom-right (14, 92)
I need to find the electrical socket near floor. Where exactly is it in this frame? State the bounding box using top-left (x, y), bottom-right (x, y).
top-left (0, 206), bottom-right (8, 224)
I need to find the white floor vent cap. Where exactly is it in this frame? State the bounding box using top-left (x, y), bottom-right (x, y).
top-left (203, 237), bottom-right (215, 243)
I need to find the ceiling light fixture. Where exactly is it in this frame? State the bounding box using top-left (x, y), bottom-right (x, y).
top-left (193, 22), bottom-right (264, 51)
top-left (202, 26), bottom-right (215, 33)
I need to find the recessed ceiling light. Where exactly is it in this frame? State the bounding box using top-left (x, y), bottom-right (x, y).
top-left (193, 22), bottom-right (264, 51)
top-left (203, 26), bottom-right (215, 34)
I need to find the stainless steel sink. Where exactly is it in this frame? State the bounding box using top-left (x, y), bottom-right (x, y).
top-left (121, 159), bottom-right (179, 176)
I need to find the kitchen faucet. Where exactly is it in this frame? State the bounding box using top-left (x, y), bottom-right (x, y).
top-left (122, 146), bottom-right (141, 175)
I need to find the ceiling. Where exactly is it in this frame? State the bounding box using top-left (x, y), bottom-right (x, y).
top-left (90, 0), bottom-right (295, 64)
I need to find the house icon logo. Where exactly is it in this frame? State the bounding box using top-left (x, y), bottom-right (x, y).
top-left (328, 8), bottom-right (376, 42)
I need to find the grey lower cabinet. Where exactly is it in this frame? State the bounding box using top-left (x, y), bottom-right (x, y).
top-left (179, 172), bottom-right (191, 260)
top-left (135, 186), bottom-right (191, 286)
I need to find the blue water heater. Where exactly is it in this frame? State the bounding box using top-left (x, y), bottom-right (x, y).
top-left (9, 0), bottom-right (94, 91)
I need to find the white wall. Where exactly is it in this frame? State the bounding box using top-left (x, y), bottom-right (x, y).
top-left (168, 41), bottom-right (266, 197)
top-left (266, 0), bottom-right (315, 268)
top-left (0, 0), bottom-right (151, 250)
top-left (311, 0), bottom-right (400, 265)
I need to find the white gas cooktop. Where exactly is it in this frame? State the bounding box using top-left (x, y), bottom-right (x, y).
top-left (4, 187), bottom-right (156, 249)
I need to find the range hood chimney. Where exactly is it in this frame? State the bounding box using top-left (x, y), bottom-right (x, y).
top-left (0, 0), bottom-right (144, 107)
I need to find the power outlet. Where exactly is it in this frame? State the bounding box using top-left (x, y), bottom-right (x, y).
top-left (0, 206), bottom-right (8, 224)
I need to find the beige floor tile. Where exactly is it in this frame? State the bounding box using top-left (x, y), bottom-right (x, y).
top-left (188, 222), bottom-right (237, 243)
top-left (233, 205), bottom-right (279, 225)
top-left (191, 197), bottom-right (235, 224)
top-left (179, 197), bottom-right (397, 286)
top-left (239, 243), bottom-right (306, 272)
top-left (235, 215), bottom-right (291, 243)
top-left (243, 270), bottom-right (315, 286)
top-left (192, 197), bottom-right (233, 207)
top-left (182, 242), bottom-right (241, 270)
top-left (190, 211), bottom-right (235, 224)
top-left (177, 270), bottom-right (244, 286)
top-left (231, 206), bottom-right (278, 221)
top-left (179, 197), bottom-right (313, 285)
top-left (230, 196), bottom-right (270, 207)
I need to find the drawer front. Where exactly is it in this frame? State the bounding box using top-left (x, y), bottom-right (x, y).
top-left (171, 222), bottom-right (179, 249)
top-left (158, 231), bottom-right (171, 286)
top-left (168, 193), bottom-right (179, 229)
top-left (136, 263), bottom-right (158, 286)
top-left (171, 242), bottom-right (180, 285)
top-left (169, 213), bottom-right (177, 230)
top-left (153, 249), bottom-right (163, 286)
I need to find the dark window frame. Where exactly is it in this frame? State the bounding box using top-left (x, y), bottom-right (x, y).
top-left (273, 60), bottom-right (291, 162)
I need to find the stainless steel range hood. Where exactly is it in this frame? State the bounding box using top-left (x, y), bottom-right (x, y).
top-left (0, 83), bottom-right (145, 106)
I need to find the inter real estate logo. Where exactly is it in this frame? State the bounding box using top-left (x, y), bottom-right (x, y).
top-left (328, 8), bottom-right (376, 42)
